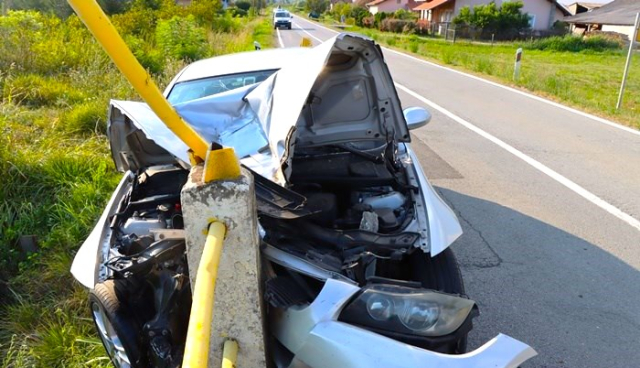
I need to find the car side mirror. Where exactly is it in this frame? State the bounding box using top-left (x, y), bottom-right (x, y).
top-left (403, 107), bottom-right (431, 130)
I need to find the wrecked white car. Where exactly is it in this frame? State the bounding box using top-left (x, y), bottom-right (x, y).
top-left (71, 34), bottom-right (536, 368)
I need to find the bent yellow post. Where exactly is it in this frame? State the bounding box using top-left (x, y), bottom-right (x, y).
top-left (66, 0), bottom-right (209, 160)
top-left (183, 221), bottom-right (227, 368)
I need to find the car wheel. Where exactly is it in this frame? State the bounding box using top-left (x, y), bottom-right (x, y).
top-left (410, 247), bottom-right (468, 353)
top-left (90, 280), bottom-right (143, 368)
top-left (288, 24), bottom-right (292, 30)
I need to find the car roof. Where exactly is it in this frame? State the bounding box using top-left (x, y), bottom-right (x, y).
top-left (174, 47), bottom-right (308, 84)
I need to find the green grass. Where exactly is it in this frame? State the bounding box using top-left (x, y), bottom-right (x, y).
top-left (0, 6), bottom-right (273, 367)
top-left (323, 23), bottom-right (640, 129)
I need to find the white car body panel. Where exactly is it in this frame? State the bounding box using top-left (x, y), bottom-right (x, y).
top-left (71, 34), bottom-right (536, 368)
top-left (163, 47), bottom-right (308, 95)
top-left (70, 172), bottom-right (132, 288)
top-left (405, 144), bottom-right (463, 255)
top-left (274, 279), bottom-right (537, 368)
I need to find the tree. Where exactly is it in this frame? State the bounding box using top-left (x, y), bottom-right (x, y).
top-left (305, 0), bottom-right (327, 14)
top-left (452, 1), bottom-right (530, 38)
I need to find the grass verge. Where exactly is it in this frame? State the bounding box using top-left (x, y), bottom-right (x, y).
top-left (1, 6), bottom-right (273, 367)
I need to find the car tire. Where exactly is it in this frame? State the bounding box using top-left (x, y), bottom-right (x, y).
top-left (410, 247), bottom-right (465, 294)
top-left (410, 247), bottom-right (468, 353)
top-left (287, 24), bottom-right (292, 30)
top-left (90, 280), bottom-right (143, 368)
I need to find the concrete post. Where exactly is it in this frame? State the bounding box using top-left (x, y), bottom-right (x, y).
top-left (181, 164), bottom-right (266, 367)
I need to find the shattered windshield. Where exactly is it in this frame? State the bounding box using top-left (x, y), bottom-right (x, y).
top-left (167, 70), bottom-right (277, 104)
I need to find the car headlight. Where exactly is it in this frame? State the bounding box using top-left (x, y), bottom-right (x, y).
top-left (339, 284), bottom-right (475, 337)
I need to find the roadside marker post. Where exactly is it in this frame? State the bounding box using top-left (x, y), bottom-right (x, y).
top-left (300, 37), bottom-right (312, 47)
top-left (616, 12), bottom-right (640, 110)
top-left (514, 48), bottom-right (523, 81)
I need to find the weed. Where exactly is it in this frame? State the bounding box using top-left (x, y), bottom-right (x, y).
top-left (0, 4), bottom-right (274, 366)
top-left (2, 75), bottom-right (86, 107)
top-left (60, 101), bottom-right (107, 135)
top-left (526, 35), bottom-right (622, 52)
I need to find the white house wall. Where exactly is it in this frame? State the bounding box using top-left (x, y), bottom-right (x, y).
top-left (601, 25), bottom-right (636, 41)
top-left (372, 0), bottom-right (413, 14)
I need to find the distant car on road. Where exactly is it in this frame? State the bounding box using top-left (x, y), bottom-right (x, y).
top-left (308, 11), bottom-right (320, 19)
top-left (273, 10), bottom-right (292, 30)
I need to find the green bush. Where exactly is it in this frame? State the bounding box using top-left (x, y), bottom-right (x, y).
top-left (453, 1), bottom-right (529, 38)
top-left (125, 34), bottom-right (166, 73)
top-left (306, 0), bottom-right (328, 14)
top-left (156, 15), bottom-right (208, 61)
top-left (60, 101), bottom-right (107, 135)
top-left (380, 19), bottom-right (416, 34)
top-left (230, 7), bottom-right (248, 17)
top-left (3, 75), bottom-right (85, 107)
top-left (188, 0), bottom-right (224, 26)
top-left (111, 4), bottom-right (158, 38)
top-left (236, 0), bottom-right (252, 11)
top-left (211, 12), bottom-right (242, 32)
top-left (526, 35), bottom-right (622, 52)
top-left (394, 9), bottom-right (417, 21)
top-left (362, 16), bottom-right (374, 28)
top-left (416, 19), bottom-right (429, 35)
top-left (374, 11), bottom-right (388, 28)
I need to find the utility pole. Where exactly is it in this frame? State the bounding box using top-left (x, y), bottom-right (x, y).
top-left (616, 12), bottom-right (640, 110)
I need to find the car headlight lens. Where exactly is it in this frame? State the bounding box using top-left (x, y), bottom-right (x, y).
top-left (340, 284), bottom-right (475, 337)
top-left (397, 299), bottom-right (440, 331)
top-left (366, 294), bottom-right (394, 321)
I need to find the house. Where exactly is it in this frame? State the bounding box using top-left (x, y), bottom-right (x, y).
top-left (565, 2), bottom-right (605, 16)
top-left (413, 0), bottom-right (570, 31)
top-left (565, 0), bottom-right (640, 41)
top-left (366, 0), bottom-right (422, 15)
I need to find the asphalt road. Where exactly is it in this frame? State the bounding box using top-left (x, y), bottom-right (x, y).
top-left (276, 17), bottom-right (640, 368)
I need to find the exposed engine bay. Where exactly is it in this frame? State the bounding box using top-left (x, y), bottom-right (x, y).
top-left (99, 166), bottom-right (191, 367)
top-left (97, 138), bottom-right (470, 367)
top-left (80, 34), bottom-right (495, 368)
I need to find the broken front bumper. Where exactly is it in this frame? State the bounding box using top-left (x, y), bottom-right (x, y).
top-left (272, 279), bottom-right (536, 368)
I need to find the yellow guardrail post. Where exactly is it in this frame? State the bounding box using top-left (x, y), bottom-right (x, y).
top-left (66, 0), bottom-right (209, 160)
top-left (222, 339), bottom-right (239, 368)
top-left (183, 221), bottom-right (227, 368)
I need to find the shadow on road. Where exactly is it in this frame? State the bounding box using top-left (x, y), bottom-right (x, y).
top-left (435, 188), bottom-right (640, 367)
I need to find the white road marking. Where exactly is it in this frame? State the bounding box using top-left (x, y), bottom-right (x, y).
top-left (294, 15), bottom-right (640, 138)
top-left (291, 22), bottom-right (324, 44)
top-left (276, 27), bottom-right (284, 48)
top-left (287, 15), bottom-right (640, 231)
top-left (396, 83), bottom-right (640, 232)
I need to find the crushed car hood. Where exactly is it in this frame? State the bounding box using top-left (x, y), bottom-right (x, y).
top-left (108, 34), bottom-right (409, 181)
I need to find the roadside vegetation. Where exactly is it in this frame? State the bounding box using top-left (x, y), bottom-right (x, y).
top-left (0, 1), bottom-right (272, 366)
top-left (295, 0), bottom-right (639, 128)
